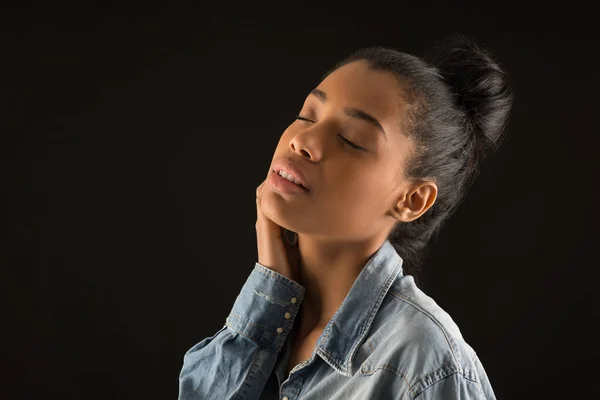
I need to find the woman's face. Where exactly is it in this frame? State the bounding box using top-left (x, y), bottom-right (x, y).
top-left (261, 60), bottom-right (419, 242)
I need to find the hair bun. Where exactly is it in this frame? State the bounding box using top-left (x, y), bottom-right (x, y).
top-left (426, 35), bottom-right (513, 162)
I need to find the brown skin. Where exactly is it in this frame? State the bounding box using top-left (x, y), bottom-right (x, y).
top-left (255, 60), bottom-right (438, 375)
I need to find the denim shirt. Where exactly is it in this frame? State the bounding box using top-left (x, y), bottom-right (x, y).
top-left (179, 239), bottom-right (495, 399)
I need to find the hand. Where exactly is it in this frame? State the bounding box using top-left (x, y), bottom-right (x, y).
top-left (256, 178), bottom-right (301, 282)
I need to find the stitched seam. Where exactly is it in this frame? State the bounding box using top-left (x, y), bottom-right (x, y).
top-left (226, 314), bottom-right (279, 351)
top-left (411, 370), bottom-right (485, 399)
top-left (362, 364), bottom-right (415, 396)
top-left (461, 370), bottom-right (486, 398)
top-left (367, 338), bottom-right (375, 354)
top-left (318, 320), bottom-right (352, 374)
top-left (387, 290), bottom-right (461, 365)
top-left (346, 259), bottom-right (402, 368)
top-left (225, 321), bottom-right (261, 342)
top-left (318, 347), bottom-right (344, 371)
top-left (414, 363), bottom-right (459, 388)
top-left (253, 289), bottom-right (288, 306)
top-left (461, 371), bottom-right (480, 384)
top-left (411, 371), bottom-right (459, 399)
top-left (228, 311), bottom-right (267, 331)
top-left (254, 265), bottom-right (304, 293)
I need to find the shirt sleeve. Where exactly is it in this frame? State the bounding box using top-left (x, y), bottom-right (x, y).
top-left (178, 263), bottom-right (305, 400)
top-left (412, 372), bottom-right (491, 400)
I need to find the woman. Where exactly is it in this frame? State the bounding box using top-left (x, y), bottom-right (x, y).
top-left (179, 35), bottom-right (512, 399)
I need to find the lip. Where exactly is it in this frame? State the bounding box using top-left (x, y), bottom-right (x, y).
top-left (269, 170), bottom-right (309, 195)
top-left (271, 158), bottom-right (310, 191)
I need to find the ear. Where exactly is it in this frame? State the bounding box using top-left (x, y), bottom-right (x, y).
top-left (388, 180), bottom-right (438, 223)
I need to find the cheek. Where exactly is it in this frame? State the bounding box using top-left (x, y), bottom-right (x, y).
top-left (326, 168), bottom-right (388, 217)
top-left (342, 162), bottom-right (387, 194)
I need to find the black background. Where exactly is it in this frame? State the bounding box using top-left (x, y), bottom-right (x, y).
top-left (3, 3), bottom-right (599, 399)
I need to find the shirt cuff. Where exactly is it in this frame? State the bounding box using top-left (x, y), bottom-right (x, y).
top-left (225, 263), bottom-right (305, 351)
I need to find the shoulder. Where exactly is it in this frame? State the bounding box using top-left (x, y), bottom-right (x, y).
top-left (360, 275), bottom-right (492, 398)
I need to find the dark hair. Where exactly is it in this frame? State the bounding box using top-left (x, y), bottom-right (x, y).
top-left (330, 35), bottom-right (513, 284)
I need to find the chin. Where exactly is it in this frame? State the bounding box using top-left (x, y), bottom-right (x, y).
top-left (261, 191), bottom-right (302, 233)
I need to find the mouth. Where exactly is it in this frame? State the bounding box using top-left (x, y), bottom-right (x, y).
top-left (272, 169), bottom-right (309, 190)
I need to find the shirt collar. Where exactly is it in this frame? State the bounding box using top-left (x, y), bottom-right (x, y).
top-left (315, 239), bottom-right (404, 377)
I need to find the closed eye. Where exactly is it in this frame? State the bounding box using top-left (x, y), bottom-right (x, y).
top-left (295, 115), bottom-right (313, 123)
top-left (336, 134), bottom-right (364, 151)
top-left (294, 115), bottom-right (366, 151)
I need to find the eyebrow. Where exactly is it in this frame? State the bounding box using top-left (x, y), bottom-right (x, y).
top-left (310, 88), bottom-right (388, 141)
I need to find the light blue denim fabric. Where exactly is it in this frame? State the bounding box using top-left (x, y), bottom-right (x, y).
top-left (179, 239), bottom-right (495, 399)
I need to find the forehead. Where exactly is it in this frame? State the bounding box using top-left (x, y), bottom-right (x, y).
top-left (315, 60), bottom-right (406, 126)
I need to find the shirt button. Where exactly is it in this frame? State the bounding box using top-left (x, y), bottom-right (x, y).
top-left (290, 297), bottom-right (297, 304)
top-left (282, 397), bottom-right (289, 400)
top-left (276, 327), bottom-right (284, 334)
top-left (284, 312), bottom-right (291, 319)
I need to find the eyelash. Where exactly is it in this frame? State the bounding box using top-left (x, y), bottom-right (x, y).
top-left (294, 115), bottom-right (365, 151)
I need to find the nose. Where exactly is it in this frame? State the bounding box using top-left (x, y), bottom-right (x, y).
top-left (289, 128), bottom-right (324, 161)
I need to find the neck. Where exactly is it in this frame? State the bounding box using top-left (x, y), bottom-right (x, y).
top-left (293, 234), bottom-right (387, 337)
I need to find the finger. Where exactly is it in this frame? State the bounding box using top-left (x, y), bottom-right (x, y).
top-left (256, 180), bottom-right (266, 197)
top-left (256, 181), bottom-right (266, 213)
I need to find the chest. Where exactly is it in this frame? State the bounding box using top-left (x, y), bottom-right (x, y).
top-left (285, 330), bottom-right (323, 375)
